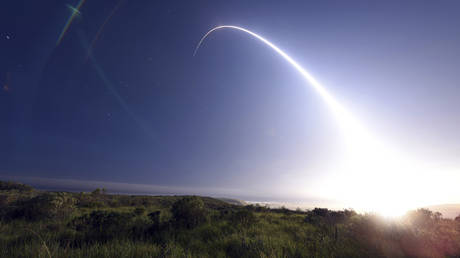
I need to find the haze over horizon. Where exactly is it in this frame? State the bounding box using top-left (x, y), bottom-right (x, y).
top-left (2, 0), bottom-right (460, 216)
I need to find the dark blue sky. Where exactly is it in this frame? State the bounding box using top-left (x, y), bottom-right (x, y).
top-left (1, 0), bottom-right (460, 201)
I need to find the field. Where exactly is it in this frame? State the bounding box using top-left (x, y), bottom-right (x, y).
top-left (1, 181), bottom-right (460, 257)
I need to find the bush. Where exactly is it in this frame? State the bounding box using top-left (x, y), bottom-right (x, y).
top-left (171, 196), bottom-right (209, 229)
top-left (0, 181), bottom-right (33, 192)
top-left (305, 208), bottom-right (356, 226)
top-left (404, 208), bottom-right (442, 230)
top-left (2, 182), bottom-right (460, 257)
top-left (232, 209), bottom-right (257, 227)
top-left (70, 210), bottom-right (134, 242)
top-left (11, 192), bottom-right (76, 221)
top-left (134, 206), bottom-right (146, 216)
top-left (148, 211), bottom-right (161, 228)
top-left (76, 192), bottom-right (106, 208)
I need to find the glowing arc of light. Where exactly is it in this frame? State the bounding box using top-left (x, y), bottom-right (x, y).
top-left (194, 25), bottom-right (366, 136)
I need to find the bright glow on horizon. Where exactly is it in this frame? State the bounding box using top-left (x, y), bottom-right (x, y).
top-left (195, 25), bottom-right (460, 217)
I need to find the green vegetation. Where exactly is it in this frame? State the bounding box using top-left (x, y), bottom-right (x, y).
top-left (1, 181), bottom-right (460, 257)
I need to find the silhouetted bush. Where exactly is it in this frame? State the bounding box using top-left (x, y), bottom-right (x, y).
top-left (254, 204), bottom-right (269, 213)
top-left (70, 210), bottom-right (135, 242)
top-left (0, 181), bottom-right (33, 192)
top-left (91, 188), bottom-right (101, 195)
top-left (76, 192), bottom-right (107, 208)
top-left (404, 208), bottom-right (442, 230)
top-left (11, 192), bottom-right (75, 220)
top-left (305, 208), bottom-right (356, 226)
top-left (171, 196), bottom-right (209, 229)
top-left (148, 211), bottom-right (161, 228)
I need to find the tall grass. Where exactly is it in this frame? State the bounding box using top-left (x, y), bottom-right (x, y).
top-left (1, 181), bottom-right (460, 257)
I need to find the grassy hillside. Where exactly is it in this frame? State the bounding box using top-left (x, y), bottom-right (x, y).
top-left (1, 181), bottom-right (460, 257)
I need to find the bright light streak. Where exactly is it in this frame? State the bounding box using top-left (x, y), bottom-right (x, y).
top-left (194, 26), bottom-right (347, 119)
top-left (194, 25), bottom-right (459, 216)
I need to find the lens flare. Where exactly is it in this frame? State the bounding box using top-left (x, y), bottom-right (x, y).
top-left (77, 30), bottom-right (157, 141)
top-left (194, 25), bottom-right (458, 216)
top-left (66, 4), bottom-right (81, 16)
top-left (85, 0), bottom-right (125, 61)
top-left (56, 0), bottom-right (86, 46)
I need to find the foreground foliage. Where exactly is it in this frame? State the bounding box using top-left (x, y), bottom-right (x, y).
top-left (1, 181), bottom-right (460, 257)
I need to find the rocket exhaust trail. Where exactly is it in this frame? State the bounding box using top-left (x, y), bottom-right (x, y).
top-left (193, 25), bottom-right (367, 136)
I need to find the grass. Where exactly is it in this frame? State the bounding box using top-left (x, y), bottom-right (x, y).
top-left (1, 181), bottom-right (460, 257)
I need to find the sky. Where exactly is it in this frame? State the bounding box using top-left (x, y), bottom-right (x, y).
top-left (1, 0), bottom-right (460, 212)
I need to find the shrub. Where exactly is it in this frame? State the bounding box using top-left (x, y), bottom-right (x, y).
top-left (134, 207), bottom-right (146, 216)
top-left (148, 211), bottom-right (161, 227)
top-left (0, 181), bottom-right (33, 192)
top-left (404, 208), bottom-right (442, 230)
top-left (171, 196), bottom-right (209, 229)
top-left (305, 208), bottom-right (356, 226)
top-left (232, 209), bottom-right (257, 227)
top-left (70, 210), bottom-right (134, 242)
top-left (11, 192), bottom-right (76, 220)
